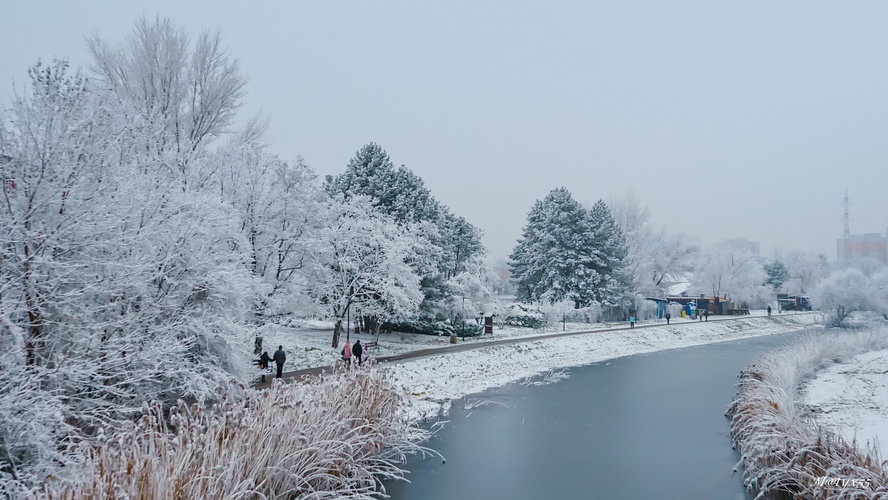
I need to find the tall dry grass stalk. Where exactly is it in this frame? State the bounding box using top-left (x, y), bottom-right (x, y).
top-left (727, 329), bottom-right (888, 499)
top-left (36, 367), bottom-right (436, 499)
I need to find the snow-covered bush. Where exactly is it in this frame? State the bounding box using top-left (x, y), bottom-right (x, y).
top-left (727, 329), bottom-right (888, 499)
top-left (538, 300), bottom-right (602, 325)
top-left (500, 303), bottom-right (546, 328)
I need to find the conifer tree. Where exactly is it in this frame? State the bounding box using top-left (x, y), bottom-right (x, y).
top-left (587, 199), bottom-right (630, 308)
top-left (509, 189), bottom-right (629, 311)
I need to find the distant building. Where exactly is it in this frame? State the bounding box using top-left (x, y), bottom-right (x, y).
top-left (837, 232), bottom-right (888, 264)
top-left (715, 237), bottom-right (760, 258)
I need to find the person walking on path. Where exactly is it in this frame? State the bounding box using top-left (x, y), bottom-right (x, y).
top-left (341, 340), bottom-right (352, 367)
top-left (704, 309), bottom-right (709, 322)
top-left (767, 305), bottom-right (772, 316)
top-left (352, 340), bottom-right (363, 367)
top-left (629, 313), bottom-right (636, 329)
top-left (273, 345), bottom-right (286, 379)
top-left (665, 312), bottom-right (671, 325)
top-left (258, 351), bottom-right (272, 382)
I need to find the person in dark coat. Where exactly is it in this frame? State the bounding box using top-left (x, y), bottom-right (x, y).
top-left (352, 340), bottom-right (363, 367)
top-left (767, 305), bottom-right (772, 316)
top-left (258, 351), bottom-right (272, 382)
top-left (665, 312), bottom-right (671, 325)
top-left (273, 346), bottom-right (286, 379)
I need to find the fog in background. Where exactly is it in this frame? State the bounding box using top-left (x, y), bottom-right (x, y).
top-left (3, 1), bottom-right (886, 260)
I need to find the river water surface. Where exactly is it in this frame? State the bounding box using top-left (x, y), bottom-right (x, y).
top-left (385, 330), bottom-right (810, 500)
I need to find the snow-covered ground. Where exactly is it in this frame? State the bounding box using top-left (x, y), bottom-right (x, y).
top-left (262, 311), bottom-right (820, 420)
top-left (803, 347), bottom-right (888, 456)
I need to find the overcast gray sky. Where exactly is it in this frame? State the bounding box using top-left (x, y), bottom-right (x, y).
top-left (3, 1), bottom-right (887, 260)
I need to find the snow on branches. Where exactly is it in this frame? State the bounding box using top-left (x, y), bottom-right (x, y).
top-left (509, 187), bottom-right (629, 312)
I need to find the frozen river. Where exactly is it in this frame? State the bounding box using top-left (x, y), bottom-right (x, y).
top-left (385, 330), bottom-right (811, 500)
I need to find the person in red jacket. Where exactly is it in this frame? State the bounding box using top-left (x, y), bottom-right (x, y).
top-left (341, 340), bottom-right (352, 367)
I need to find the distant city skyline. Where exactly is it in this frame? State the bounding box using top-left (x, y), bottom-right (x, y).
top-left (2, 2), bottom-right (886, 261)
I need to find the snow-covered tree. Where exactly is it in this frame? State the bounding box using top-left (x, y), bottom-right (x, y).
top-left (87, 16), bottom-right (247, 185)
top-left (693, 245), bottom-right (769, 306)
top-left (586, 199), bottom-right (630, 309)
top-left (306, 196), bottom-right (424, 348)
top-left (510, 188), bottom-right (628, 311)
top-left (763, 259), bottom-right (790, 290)
top-left (442, 259), bottom-right (496, 327)
top-left (812, 267), bottom-right (882, 323)
top-left (0, 57), bottom-right (258, 485)
top-left (779, 251), bottom-right (830, 295)
top-left (608, 193), bottom-right (697, 298)
top-left (207, 141), bottom-right (328, 321)
top-left (326, 142), bottom-right (485, 316)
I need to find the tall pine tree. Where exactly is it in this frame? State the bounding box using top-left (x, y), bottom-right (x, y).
top-left (509, 189), bottom-right (629, 310)
top-left (587, 199), bottom-right (630, 308)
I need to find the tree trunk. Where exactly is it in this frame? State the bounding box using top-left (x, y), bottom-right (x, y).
top-left (332, 319), bottom-right (342, 349)
top-left (22, 243), bottom-right (42, 366)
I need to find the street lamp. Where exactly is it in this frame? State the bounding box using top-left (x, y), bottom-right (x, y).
top-left (461, 296), bottom-right (466, 339)
top-left (346, 285), bottom-right (354, 343)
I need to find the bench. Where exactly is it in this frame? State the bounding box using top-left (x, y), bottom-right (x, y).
top-left (363, 341), bottom-right (378, 353)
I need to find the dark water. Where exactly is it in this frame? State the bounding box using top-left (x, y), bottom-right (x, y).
top-left (385, 331), bottom-right (809, 500)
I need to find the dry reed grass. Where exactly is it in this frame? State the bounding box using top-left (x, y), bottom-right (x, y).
top-left (36, 367), bottom-right (435, 499)
top-left (727, 330), bottom-right (888, 499)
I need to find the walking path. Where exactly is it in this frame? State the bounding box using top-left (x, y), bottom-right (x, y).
top-left (253, 313), bottom-right (809, 390)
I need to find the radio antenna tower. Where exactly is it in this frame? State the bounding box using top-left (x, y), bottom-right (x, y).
top-left (843, 187), bottom-right (850, 239)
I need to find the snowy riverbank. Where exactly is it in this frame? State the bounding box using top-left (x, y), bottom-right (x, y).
top-left (380, 313), bottom-right (821, 420)
top-left (728, 326), bottom-right (888, 499)
top-left (803, 344), bottom-right (888, 461)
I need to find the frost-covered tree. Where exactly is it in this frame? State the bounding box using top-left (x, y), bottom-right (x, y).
top-left (0, 58), bottom-right (256, 485)
top-left (326, 143), bottom-right (485, 315)
top-left (443, 259), bottom-right (496, 326)
top-left (207, 141), bottom-right (328, 321)
top-left (510, 188), bottom-right (628, 310)
top-left (608, 193), bottom-right (698, 298)
top-left (87, 16), bottom-right (247, 185)
top-left (812, 267), bottom-right (883, 323)
top-left (306, 196), bottom-right (424, 348)
top-left (693, 245), bottom-right (769, 306)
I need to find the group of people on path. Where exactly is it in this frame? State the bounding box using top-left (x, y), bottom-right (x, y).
top-left (341, 340), bottom-right (364, 367)
top-left (256, 346), bottom-right (287, 381)
top-left (256, 339), bottom-right (368, 383)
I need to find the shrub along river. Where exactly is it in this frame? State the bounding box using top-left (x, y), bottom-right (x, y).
top-left (385, 330), bottom-right (812, 500)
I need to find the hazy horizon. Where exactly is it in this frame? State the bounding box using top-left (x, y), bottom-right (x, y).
top-left (3, 1), bottom-right (886, 260)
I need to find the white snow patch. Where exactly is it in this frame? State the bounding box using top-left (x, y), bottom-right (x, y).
top-left (803, 347), bottom-right (888, 454)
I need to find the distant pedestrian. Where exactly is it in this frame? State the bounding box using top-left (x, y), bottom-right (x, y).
top-left (704, 310), bottom-right (709, 321)
top-left (352, 340), bottom-right (363, 367)
top-left (629, 314), bottom-right (636, 329)
top-left (341, 340), bottom-right (352, 367)
top-left (767, 306), bottom-right (772, 316)
top-left (665, 312), bottom-right (671, 325)
top-left (273, 345), bottom-right (286, 379)
top-left (258, 351), bottom-right (272, 382)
